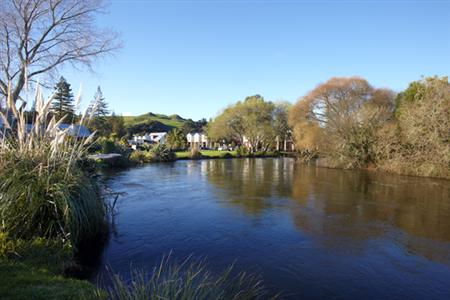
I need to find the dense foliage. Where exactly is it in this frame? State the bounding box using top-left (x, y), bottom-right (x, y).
top-left (207, 95), bottom-right (290, 153)
top-left (289, 76), bottom-right (450, 178)
top-left (165, 128), bottom-right (187, 151)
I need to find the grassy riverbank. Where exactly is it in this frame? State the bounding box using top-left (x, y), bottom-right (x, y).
top-left (0, 235), bottom-right (101, 300)
top-left (175, 149), bottom-right (237, 159)
top-left (175, 150), bottom-right (281, 160)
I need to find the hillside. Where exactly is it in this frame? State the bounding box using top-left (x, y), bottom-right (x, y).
top-left (123, 112), bottom-right (187, 129)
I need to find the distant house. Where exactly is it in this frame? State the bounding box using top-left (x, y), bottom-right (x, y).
top-left (57, 124), bottom-right (91, 138)
top-left (129, 132), bottom-right (167, 149)
top-left (0, 120), bottom-right (90, 139)
top-left (186, 132), bottom-right (210, 149)
top-left (242, 134), bottom-right (295, 152)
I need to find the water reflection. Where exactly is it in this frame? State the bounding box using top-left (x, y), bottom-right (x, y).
top-left (204, 158), bottom-right (294, 214)
top-left (98, 158), bottom-right (450, 299)
top-left (205, 158), bottom-right (450, 262)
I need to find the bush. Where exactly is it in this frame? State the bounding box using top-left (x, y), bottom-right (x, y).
top-left (222, 152), bottom-right (233, 159)
top-left (96, 137), bottom-right (130, 156)
top-left (235, 146), bottom-right (247, 158)
top-left (0, 149), bottom-right (106, 247)
top-left (0, 232), bottom-right (16, 258)
top-left (107, 254), bottom-right (276, 300)
top-left (129, 150), bottom-right (153, 165)
top-left (189, 147), bottom-right (202, 159)
top-left (150, 144), bottom-right (176, 162)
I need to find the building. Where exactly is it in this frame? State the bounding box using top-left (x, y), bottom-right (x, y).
top-left (0, 120), bottom-right (91, 139)
top-left (242, 135), bottom-right (295, 152)
top-left (57, 124), bottom-right (91, 138)
top-left (129, 132), bottom-right (167, 149)
top-left (186, 132), bottom-right (210, 149)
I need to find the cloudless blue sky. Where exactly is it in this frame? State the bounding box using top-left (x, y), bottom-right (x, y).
top-left (63, 0), bottom-right (450, 120)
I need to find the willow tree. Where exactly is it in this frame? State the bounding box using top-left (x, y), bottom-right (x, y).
top-left (0, 0), bottom-right (120, 108)
top-left (289, 77), bottom-right (394, 166)
top-left (208, 95), bottom-right (278, 152)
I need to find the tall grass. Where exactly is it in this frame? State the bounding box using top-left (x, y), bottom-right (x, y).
top-left (108, 254), bottom-right (277, 300)
top-left (0, 86), bottom-right (106, 247)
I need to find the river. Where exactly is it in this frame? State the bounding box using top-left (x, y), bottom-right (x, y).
top-left (93, 158), bottom-right (450, 299)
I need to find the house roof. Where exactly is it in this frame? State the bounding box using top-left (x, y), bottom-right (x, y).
top-left (58, 124), bottom-right (91, 138)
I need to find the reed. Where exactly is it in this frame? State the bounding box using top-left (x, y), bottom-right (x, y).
top-left (108, 253), bottom-right (277, 300)
top-left (0, 85), bottom-right (106, 246)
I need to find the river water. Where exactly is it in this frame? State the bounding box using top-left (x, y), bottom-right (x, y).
top-left (93, 158), bottom-right (450, 299)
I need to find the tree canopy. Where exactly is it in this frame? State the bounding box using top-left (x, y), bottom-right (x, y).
top-left (208, 95), bottom-right (290, 152)
top-left (289, 77), bottom-right (395, 166)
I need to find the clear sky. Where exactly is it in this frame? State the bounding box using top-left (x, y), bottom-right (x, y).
top-left (63, 0), bottom-right (450, 120)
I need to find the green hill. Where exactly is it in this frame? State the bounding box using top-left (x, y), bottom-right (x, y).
top-left (123, 112), bottom-right (187, 129)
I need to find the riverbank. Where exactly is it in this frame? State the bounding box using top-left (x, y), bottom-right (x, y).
top-left (175, 149), bottom-right (283, 160)
top-left (0, 235), bottom-right (102, 300)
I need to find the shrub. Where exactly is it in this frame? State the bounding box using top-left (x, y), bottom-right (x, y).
top-left (96, 136), bottom-right (130, 156)
top-left (222, 152), bottom-right (233, 159)
top-left (150, 144), bottom-right (176, 162)
top-left (189, 147), bottom-right (202, 159)
top-left (235, 146), bottom-right (247, 158)
top-left (107, 254), bottom-right (276, 300)
top-left (129, 150), bottom-right (153, 165)
top-left (0, 232), bottom-right (16, 258)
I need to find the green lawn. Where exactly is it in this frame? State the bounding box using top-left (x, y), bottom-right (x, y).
top-left (176, 150), bottom-right (237, 159)
top-left (0, 238), bottom-right (103, 300)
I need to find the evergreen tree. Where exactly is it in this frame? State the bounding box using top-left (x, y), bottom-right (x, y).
top-left (89, 86), bottom-right (111, 136)
top-left (51, 76), bottom-right (76, 122)
top-left (91, 86), bottom-right (109, 117)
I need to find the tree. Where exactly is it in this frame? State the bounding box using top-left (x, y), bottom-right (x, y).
top-left (89, 86), bottom-right (110, 135)
top-left (181, 118), bottom-right (207, 134)
top-left (376, 76), bottom-right (450, 177)
top-left (108, 112), bottom-right (126, 139)
top-left (0, 0), bottom-right (120, 106)
top-left (208, 95), bottom-right (277, 152)
top-left (289, 77), bottom-right (394, 166)
top-left (165, 128), bottom-right (187, 151)
top-left (272, 101), bottom-right (291, 150)
top-left (91, 86), bottom-right (109, 117)
top-left (50, 76), bottom-right (75, 121)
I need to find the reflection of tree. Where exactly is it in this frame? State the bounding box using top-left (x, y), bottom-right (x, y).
top-left (205, 158), bottom-right (450, 262)
top-left (204, 158), bottom-right (294, 215)
top-left (290, 165), bottom-right (450, 262)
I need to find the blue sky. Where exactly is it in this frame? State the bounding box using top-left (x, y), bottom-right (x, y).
top-left (63, 0), bottom-right (450, 120)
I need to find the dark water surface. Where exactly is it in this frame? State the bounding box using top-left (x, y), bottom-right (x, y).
top-left (94, 158), bottom-right (450, 299)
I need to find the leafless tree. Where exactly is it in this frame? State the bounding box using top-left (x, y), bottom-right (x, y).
top-left (0, 0), bottom-right (121, 108)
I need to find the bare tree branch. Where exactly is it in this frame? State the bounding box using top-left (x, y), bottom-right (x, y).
top-left (0, 0), bottom-right (121, 106)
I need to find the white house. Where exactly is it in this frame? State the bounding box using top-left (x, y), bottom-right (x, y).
top-left (130, 132), bottom-right (167, 149)
top-left (0, 120), bottom-right (90, 139)
top-left (186, 132), bottom-right (210, 149)
top-left (242, 135), bottom-right (295, 152)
